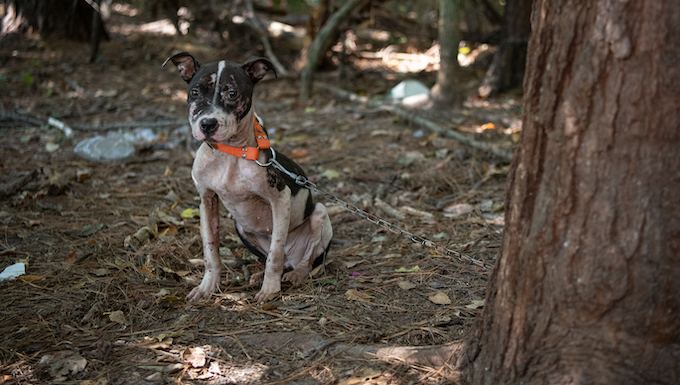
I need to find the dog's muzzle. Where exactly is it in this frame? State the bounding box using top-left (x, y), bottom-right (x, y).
top-left (200, 118), bottom-right (218, 137)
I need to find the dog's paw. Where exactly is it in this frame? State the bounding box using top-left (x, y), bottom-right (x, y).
top-left (249, 271), bottom-right (264, 285)
top-left (186, 275), bottom-right (220, 302)
top-left (255, 280), bottom-right (281, 303)
top-left (283, 269), bottom-right (309, 286)
top-left (186, 286), bottom-right (214, 302)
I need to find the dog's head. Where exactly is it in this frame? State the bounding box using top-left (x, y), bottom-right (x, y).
top-left (164, 52), bottom-right (275, 143)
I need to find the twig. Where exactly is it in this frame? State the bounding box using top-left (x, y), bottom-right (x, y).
top-left (65, 77), bottom-right (88, 96)
top-left (0, 112), bottom-right (73, 137)
top-left (314, 83), bottom-right (514, 161)
top-left (229, 335), bottom-right (252, 360)
top-left (244, 0), bottom-right (289, 77)
top-left (0, 111), bottom-right (44, 127)
top-left (47, 116), bottom-right (74, 137)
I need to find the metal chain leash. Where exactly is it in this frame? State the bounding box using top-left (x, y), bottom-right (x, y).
top-left (260, 149), bottom-right (494, 270)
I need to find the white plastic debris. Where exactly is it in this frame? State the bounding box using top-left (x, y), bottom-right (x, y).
top-left (0, 262), bottom-right (26, 281)
top-left (74, 132), bottom-right (136, 162)
top-left (388, 79), bottom-right (430, 102)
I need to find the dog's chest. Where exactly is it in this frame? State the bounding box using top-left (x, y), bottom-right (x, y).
top-left (193, 149), bottom-right (275, 226)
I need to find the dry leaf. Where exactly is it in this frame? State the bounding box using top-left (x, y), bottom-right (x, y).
top-left (45, 142), bottom-right (60, 153)
top-left (156, 210), bottom-right (182, 226)
top-left (398, 281), bottom-right (416, 290)
top-left (289, 148), bottom-right (308, 159)
top-left (18, 275), bottom-right (43, 282)
top-left (443, 203), bottom-right (474, 218)
top-left (338, 367), bottom-right (383, 385)
top-left (92, 268), bottom-right (110, 277)
top-left (429, 292), bottom-right (451, 305)
top-left (345, 289), bottom-right (374, 302)
top-left (310, 262), bottom-right (325, 277)
top-left (62, 251), bottom-right (77, 267)
top-left (159, 224), bottom-right (178, 237)
top-left (183, 347), bottom-right (206, 368)
top-left (109, 310), bottom-right (129, 325)
top-left (399, 206), bottom-right (434, 218)
top-left (344, 260), bottom-right (364, 268)
top-left (50, 352), bottom-right (87, 377)
top-left (465, 299), bottom-right (485, 309)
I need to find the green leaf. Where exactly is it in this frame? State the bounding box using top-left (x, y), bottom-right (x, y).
top-left (180, 208), bottom-right (199, 219)
top-left (321, 169), bottom-right (339, 180)
top-left (394, 265), bottom-right (420, 273)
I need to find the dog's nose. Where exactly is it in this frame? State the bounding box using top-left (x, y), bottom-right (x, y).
top-left (200, 118), bottom-right (218, 136)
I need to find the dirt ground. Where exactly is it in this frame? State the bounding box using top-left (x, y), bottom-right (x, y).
top-left (0, 6), bottom-right (518, 385)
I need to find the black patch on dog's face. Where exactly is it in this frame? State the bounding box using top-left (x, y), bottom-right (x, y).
top-left (187, 60), bottom-right (255, 123)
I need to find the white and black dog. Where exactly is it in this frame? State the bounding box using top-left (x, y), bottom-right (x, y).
top-left (164, 52), bottom-right (332, 303)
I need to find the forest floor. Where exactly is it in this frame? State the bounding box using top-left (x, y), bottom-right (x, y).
top-left (0, 6), bottom-right (519, 385)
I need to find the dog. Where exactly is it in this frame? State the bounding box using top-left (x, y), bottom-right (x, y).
top-left (164, 52), bottom-right (333, 303)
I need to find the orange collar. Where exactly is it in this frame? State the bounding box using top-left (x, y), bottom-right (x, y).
top-left (213, 118), bottom-right (270, 160)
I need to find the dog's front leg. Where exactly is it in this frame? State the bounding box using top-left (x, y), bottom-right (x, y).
top-left (254, 189), bottom-right (292, 303)
top-left (187, 191), bottom-right (221, 302)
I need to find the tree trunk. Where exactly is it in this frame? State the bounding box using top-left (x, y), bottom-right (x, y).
top-left (431, 0), bottom-right (461, 107)
top-left (299, 0), bottom-right (367, 103)
top-left (461, 1), bottom-right (680, 384)
top-left (477, 0), bottom-right (531, 98)
top-left (2, 0), bottom-right (107, 42)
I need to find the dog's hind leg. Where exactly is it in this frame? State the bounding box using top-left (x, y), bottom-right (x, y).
top-left (282, 203), bottom-right (333, 286)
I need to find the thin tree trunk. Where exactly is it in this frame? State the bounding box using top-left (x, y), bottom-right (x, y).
top-left (431, 0), bottom-right (461, 107)
top-left (461, 1), bottom-right (680, 384)
top-left (299, 0), bottom-right (367, 103)
top-left (477, 0), bottom-right (531, 98)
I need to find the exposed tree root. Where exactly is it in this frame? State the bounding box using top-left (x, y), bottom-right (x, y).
top-left (315, 83), bottom-right (514, 161)
top-left (236, 332), bottom-right (465, 369)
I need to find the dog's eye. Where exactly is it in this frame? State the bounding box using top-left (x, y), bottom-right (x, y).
top-left (190, 89), bottom-right (200, 97)
top-left (228, 90), bottom-right (238, 99)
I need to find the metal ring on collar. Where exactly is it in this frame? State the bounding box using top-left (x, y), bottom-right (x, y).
top-left (255, 148), bottom-right (276, 167)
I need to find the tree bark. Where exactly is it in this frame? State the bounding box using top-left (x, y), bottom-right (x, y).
top-left (477, 0), bottom-right (531, 98)
top-left (462, 1), bottom-right (680, 384)
top-left (431, 0), bottom-right (461, 107)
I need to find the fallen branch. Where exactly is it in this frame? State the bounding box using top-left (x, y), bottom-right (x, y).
top-left (72, 120), bottom-right (187, 131)
top-left (1, 111), bottom-right (186, 132)
top-left (236, 331), bottom-right (464, 370)
top-left (314, 83), bottom-right (514, 161)
top-left (0, 111), bottom-right (74, 137)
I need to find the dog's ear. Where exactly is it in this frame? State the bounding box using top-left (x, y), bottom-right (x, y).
top-left (163, 52), bottom-right (201, 83)
top-left (242, 57), bottom-right (277, 84)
